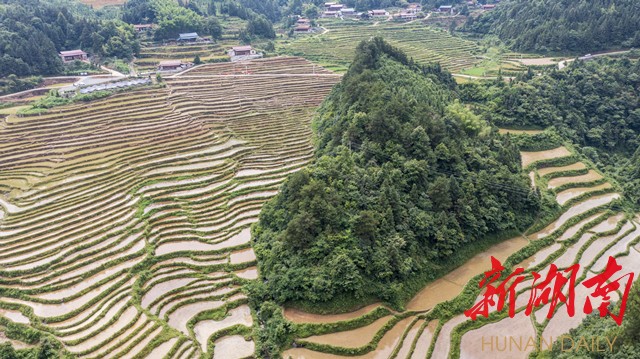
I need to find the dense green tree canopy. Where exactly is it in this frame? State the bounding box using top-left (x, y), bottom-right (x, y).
top-left (0, 0), bottom-right (139, 77)
top-left (464, 0), bottom-right (640, 53)
top-left (468, 58), bottom-right (640, 207)
top-left (253, 38), bottom-right (540, 306)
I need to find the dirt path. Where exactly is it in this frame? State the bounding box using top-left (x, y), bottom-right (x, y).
top-left (100, 66), bottom-right (127, 78)
top-left (517, 49), bottom-right (633, 68)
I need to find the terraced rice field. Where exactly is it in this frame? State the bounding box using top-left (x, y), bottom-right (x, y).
top-left (0, 57), bottom-right (340, 358)
top-left (282, 140), bottom-right (639, 359)
top-left (135, 41), bottom-right (238, 72)
top-left (279, 20), bottom-right (481, 72)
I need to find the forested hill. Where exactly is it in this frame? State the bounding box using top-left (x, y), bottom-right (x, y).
top-left (252, 38), bottom-right (540, 308)
top-left (464, 0), bottom-right (640, 54)
top-left (0, 0), bottom-right (138, 77)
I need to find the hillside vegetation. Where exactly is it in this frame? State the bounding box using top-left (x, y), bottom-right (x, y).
top-left (464, 0), bottom-right (640, 53)
top-left (465, 58), bottom-right (640, 208)
top-left (0, 0), bottom-right (139, 77)
top-left (253, 38), bottom-right (540, 308)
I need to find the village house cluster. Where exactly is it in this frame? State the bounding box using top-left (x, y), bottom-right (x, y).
top-left (320, 2), bottom-right (391, 19)
top-left (61, 1), bottom-right (502, 75)
top-left (318, 1), bottom-right (498, 22)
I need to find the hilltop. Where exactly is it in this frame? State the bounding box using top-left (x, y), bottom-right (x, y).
top-left (252, 38), bottom-right (540, 310)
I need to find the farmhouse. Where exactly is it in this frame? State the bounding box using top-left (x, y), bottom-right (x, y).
top-left (177, 32), bottom-right (199, 42)
top-left (406, 3), bottom-right (422, 13)
top-left (158, 60), bottom-right (184, 71)
top-left (228, 46), bottom-right (263, 62)
top-left (59, 50), bottom-right (88, 63)
top-left (397, 12), bottom-right (417, 21)
top-left (482, 4), bottom-right (496, 10)
top-left (341, 8), bottom-right (359, 17)
top-left (324, 2), bottom-right (337, 8)
top-left (438, 5), bottom-right (454, 13)
top-left (229, 46), bottom-right (256, 57)
top-left (294, 25), bottom-right (312, 33)
top-left (321, 11), bottom-right (339, 18)
top-left (133, 24), bottom-right (153, 32)
top-left (297, 18), bottom-right (310, 24)
top-left (328, 4), bottom-right (343, 11)
top-left (369, 10), bottom-right (389, 18)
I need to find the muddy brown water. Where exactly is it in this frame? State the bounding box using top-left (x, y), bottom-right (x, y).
top-left (282, 317), bottom-right (415, 359)
top-left (579, 227), bottom-right (630, 273)
top-left (407, 236), bottom-right (528, 311)
top-left (194, 305), bottom-right (253, 350)
top-left (517, 242), bottom-right (562, 270)
top-left (0, 309), bottom-right (29, 324)
top-left (460, 311), bottom-right (535, 359)
top-left (410, 320), bottom-right (439, 359)
top-left (145, 337), bottom-right (178, 359)
top-left (65, 306), bottom-right (139, 351)
top-left (121, 325), bottom-right (163, 359)
top-left (547, 170), bottom-right (602, 189)
top-left (229, 248), bottom-right (256, 264)
top-left (234, 266), bottom-right (258, 280)
top-left (167, 300), bottom-right (225, 335)
top-left (555, 183), bottom-right (612, 205)
top-left (395, 319), bottom-right (424, 359)
top-left (303, 316), bottom-right (393, 348)
top-left (155, 229), bottom-right (252, 255)
top-left (284, 303), bottom-right (382, 324)
top-left (529, 194), bottom-right (620, 240)
top-left (591, 225), bottom-right (640, 273)
top-left (589, 213), bottom-right (625, 233)
top-left (431, 315), bottom-right (468, 359)
top-left (537, 162), bottom-right (586, 177)
top-left (520, 147), bottom-right (571, 168)
top-left (213, 335), bottom-right (255, 359)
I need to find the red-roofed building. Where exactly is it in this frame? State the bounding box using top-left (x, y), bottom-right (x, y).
top-left (294, 25), bottom-right (312, 33)
top-left (59, 50), bottom-right (88, 63)
top-left (158, 60), bottom-right (183, 71)
top-left (229, 46), bottom-right (256, 57)
top-left (321, 10), bottom-right (339, 18)
top-left (369, 9), bottom-right (389, 17)
top-left (397, 12), bottom-right (417, 21)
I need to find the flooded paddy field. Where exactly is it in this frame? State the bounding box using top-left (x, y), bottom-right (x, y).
top-left (280, 140), bottom-right (637, 359)
top-left (0, 57), bottom-right (339, 358)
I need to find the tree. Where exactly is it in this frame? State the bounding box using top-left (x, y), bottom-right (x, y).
top-left (304, 4), bottom-right (320, 19)
top-left (193, 55), bottom-right (202, 64)
top-left (463, 0), bottom-right (640, 54)
top-left (246, 15), bottom-right (276, 39)
top-left (37, 338), bottom-right (58, 359)
top-left (207, 0), bottom-right (217, 16)
top-left (206, 17), bottom-right (223, 40)
top-left (624, 283), bottom-right (640, 343)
